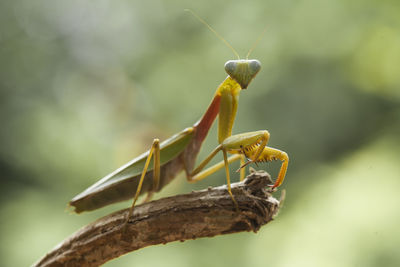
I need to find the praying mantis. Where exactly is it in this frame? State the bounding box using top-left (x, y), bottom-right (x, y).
top-left (69, 12), bottom-right (289, 219)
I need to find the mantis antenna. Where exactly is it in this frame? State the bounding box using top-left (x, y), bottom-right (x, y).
top-left (246, 26), bottom-right (268, 59)
top-left (185, 9), bottom-right (240, 60)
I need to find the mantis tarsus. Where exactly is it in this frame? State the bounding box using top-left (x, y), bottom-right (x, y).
top-left (69, 12), bottom-right (289, 219)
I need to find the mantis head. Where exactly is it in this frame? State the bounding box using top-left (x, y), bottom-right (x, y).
top-left (224, 59), bottom-right (261, 89)
top-left (184, 9), bottom-right (264, 89)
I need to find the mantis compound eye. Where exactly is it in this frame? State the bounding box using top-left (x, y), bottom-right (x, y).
top-left (224, 59), bottom-right (261, 89)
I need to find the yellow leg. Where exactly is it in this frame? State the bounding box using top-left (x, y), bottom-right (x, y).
top-left (153, 139), bottom-right (160, 191)
top-left (246, 146), bottom-right (289, 188)
top-left (240, 131), bottom-right (270, 169)
top-left (184, 148), bottom-right (242, 210)
top-left (126, 139), bottom-right (160, 222)
top-left (223, 150), bottom-right (239, 210)
top-left (189, 145), bottom-right (222, 178)
top-left (250, 131), bottom-right (270, 162)
top-left (269, 148), bottom-right (289, 188)
top-left (187, 154), bottom-right (241, 182)
top-left (240, 154), bottom-right (246, 181)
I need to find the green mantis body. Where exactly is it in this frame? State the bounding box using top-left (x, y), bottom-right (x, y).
top-left (69, 62), bottom-right (289, 215)
top-left (69, 16), bottom-right (289, 216)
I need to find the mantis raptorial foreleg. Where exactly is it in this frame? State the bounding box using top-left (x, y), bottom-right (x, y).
top-left (247, 146), bottom-right (289, 188)
top-left (127, 138), bottom-right (160, 221)
top-left (182, 130), bottom-right (273, 210)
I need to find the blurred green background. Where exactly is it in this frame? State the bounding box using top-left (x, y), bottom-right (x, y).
top-left (1, 0), bottom-right (400, 266)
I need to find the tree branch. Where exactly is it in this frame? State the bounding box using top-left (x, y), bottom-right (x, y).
top-left (33, 171), bottom-right (281, 267)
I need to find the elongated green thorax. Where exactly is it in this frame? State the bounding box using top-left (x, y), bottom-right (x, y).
top-left (217, 77), bottom-right (241, 144)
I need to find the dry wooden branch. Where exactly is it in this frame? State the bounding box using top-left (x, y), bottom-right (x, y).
top-left (33, 171), bottom-right (281, 267)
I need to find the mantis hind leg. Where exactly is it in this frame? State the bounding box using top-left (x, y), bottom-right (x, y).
top-left (126, 138), bottom-right (160, 222)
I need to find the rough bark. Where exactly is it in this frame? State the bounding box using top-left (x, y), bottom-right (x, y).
top-left (33, 171), bottom-right (281, 267)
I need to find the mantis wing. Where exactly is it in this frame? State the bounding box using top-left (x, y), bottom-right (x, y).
top-left (70, 127), bottom-right (194, 212)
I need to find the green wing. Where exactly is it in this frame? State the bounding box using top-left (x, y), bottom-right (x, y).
top-left (70, 127), bottom-right (194, 211)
